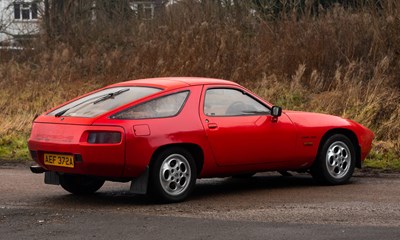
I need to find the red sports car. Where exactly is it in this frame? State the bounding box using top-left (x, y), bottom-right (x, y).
top-left (28, 77), bottom-right (374, 202)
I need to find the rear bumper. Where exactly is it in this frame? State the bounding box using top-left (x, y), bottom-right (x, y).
top-left (28, 123), bottom-right (126, 178)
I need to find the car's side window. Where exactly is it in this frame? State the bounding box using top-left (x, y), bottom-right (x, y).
top-left (204, 88), bottom-right (270, 116)
top-left (112, 91), bottom-right (189, 119)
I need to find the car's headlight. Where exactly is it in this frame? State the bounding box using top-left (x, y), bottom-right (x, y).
top-left (87, 132), bottom-right (121, 144)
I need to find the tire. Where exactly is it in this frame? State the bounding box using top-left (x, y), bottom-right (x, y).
top-left (149, 147), bottom-right (197, 203)
top-left (311, 134), bottom-right (356, 185)
top-left (60, 174), bottom-right (105, 195)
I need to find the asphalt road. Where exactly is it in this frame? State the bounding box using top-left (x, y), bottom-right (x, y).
top-left (1, 163), bottom-right (400, 240)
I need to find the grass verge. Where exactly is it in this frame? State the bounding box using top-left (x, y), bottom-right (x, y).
top-left (0, 133), bottom-right (30, 161)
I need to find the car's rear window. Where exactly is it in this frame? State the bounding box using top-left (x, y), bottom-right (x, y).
top-left (47, 86), bottom-right (162, 118)
top-left (111, 91), bottom-right (189, 119)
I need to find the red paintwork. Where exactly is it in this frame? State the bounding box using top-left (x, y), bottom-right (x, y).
top-left (28, 77), bottom-right (374, 179)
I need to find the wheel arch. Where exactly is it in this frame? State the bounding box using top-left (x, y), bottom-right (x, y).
top-left (150, 143), bottom-right (204, 175)
top-left (318, 128), bottom-right (362, 168)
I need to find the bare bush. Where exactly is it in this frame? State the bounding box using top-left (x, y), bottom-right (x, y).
top-left (1, 0), bottom-right (400, 155)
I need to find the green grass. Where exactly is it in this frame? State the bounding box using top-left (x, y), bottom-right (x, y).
top-left (0, 133), bottom-right (30, 161)
top-left (364, 150), bottom-right (400, 170)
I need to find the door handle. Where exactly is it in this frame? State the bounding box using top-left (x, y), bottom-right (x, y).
top-left (208, 123), bottom-right (218, 129)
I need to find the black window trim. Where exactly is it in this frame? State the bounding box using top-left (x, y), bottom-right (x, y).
top-left (110, 90), bottom-right (191, 120)
top-left (13, 2), bottom-right (39, 21)
top-left (203, 87), bottom-right (271, 117)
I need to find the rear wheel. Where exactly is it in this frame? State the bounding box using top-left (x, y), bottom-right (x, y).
top-left (60, 174), bottom-right (105, 195)
top-left (311, 134), bottom-right (356, 185)
top-left (149, 147), bottom-right (197, 203)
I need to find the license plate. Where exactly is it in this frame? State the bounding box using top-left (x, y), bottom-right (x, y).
top-left (44, 153), bottom-right (74, 168)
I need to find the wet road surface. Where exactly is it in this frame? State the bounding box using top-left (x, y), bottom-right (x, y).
top-left (1, 164), bottom-right (399, 239)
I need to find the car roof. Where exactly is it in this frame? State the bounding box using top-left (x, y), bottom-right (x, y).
top-left (110, 77), bottom-right (239, 90)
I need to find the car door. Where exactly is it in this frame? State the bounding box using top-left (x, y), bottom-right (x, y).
top-left (200, 87), bottom-right (297, 166)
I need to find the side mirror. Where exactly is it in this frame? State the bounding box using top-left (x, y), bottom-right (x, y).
top-left (271, 106), bottom-right (282, 118)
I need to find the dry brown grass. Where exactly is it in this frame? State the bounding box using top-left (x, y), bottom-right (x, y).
top-left (0, 1), bottom-right (399, 158)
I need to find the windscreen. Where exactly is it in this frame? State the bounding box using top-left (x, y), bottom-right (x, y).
top-left (47, 86), bottom-right (162, 118)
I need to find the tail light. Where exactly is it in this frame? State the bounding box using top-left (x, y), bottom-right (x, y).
top-left (87, 132), bottom-right (121, 144)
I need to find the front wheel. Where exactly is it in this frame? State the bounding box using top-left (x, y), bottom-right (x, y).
top-left (311, 134), bottom-right (356, 185)
top-left (60, 174), bottom-right (105, 195)
top-left (149, 147), bottom-right (197, 203)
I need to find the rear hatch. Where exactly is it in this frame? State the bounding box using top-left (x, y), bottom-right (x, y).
top-left (28, 121), bottom-right (125, 177)
top-left (28, 85), bottom-right (163, 177)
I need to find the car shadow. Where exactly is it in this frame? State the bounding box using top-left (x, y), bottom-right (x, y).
top-left (191, 173), bottom-right (316, 199)
top-left (39, 172), bottom-right (344, 207)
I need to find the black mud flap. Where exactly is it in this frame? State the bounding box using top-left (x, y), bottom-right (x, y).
top-left (130, 166), bottom-right (149, 195)
top-left (45, 172), bottom-right (60, 185)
